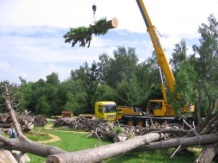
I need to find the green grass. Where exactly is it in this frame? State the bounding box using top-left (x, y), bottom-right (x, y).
top-left (47, 130), bottom-right (111, 151)
top-left (27, 125), bottom-right (111, 162)
top-left (26, 123), bottom-right (197, 163)
top-left (106, 149), bottom-right (197, 163)
top-left (25, 127), bottom-right (50, 142)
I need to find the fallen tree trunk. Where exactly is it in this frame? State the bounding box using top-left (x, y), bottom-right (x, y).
top-left (0, 137), bottom-right (66, 157)
top-left (138, 133), bottom-right (218, 151)
top-left (195, 144), bottom-right (218, 163)
top-left (47, 133), bottom-right (218, 163)
top-left (47, 133), bottom-right (165, 163)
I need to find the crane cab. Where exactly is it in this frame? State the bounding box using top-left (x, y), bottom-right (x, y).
top-left (146, 100), bottom-right (175, 116)
top-left (95, 101), bottom-right (117, 121)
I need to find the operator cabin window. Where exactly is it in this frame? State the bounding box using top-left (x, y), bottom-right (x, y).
top-left (148, 102), bottom-right (162, 114)
top-left (105, 105), bottom-right (116, 113)
top-left (98, 105), bottom-right (103, 113)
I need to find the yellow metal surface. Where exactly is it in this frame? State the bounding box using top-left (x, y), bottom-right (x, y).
top-left (116, 106), bottom-right (142, 120)
top-left (95, 101), bottom-right (116, 121)
top-left (137, 0), bottom-right (195, 116)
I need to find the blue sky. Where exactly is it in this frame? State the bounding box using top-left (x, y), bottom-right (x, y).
top-left (0, 0), bottom-right (217, 84)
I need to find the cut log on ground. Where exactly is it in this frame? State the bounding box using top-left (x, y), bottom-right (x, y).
top-left (47, 133), bottom-right (165, 163)
top-left (138, 133), bottom-right (218, 151)
top-left (195, 144), bottom-right (218, 163)
top-left (47, 133), bottom-right (218, 163)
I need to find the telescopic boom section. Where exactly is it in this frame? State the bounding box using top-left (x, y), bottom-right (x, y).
top-left (136, 0), bottom-right (175, 91)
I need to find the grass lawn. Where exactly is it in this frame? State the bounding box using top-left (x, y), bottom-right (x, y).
top-left (26, 123), bottom-right (197, 163)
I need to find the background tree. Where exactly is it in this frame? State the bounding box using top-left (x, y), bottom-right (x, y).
top-left (170, 39), bottom-right (187, 74)
top-left (115, 75), bottom-right (143, 106)
top-left (192, 14), bottom-right (218, 121)
top-left (35, 95), bottom-right (50, 114)
top-left (97, 53), bottom-right (112, 84)
top-left (106, 47), bottom-right (138, 88)
top-left (18, 81), bottom-right (34, 112)
top-left (136, 52), bottom-right (163, 107)
top-left (93, 84), bottom-right (115, 102)
top-left (85, 62), bottom-right (100, 114)
top-left (168, 61), bottom-right (198, 115)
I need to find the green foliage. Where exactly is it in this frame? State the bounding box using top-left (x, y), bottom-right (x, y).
top-left (168, 61), bottom-right (198, 115)
top-left (18, 82), bottom-right (34, 111)
top-left (35, 95), bottom-right (50, 114)
top-left (106, 47), bottom-right (139, 88)
top-left (115, 75), bottom-right (144, 106)
top-left (170, 39), bottom-right (187, 74)
top-left (191, 14), bottom-right (218, 115)
top-left (63, 92), bottom-right (87, 115)
top-left (94, 84), bottom-right (115, 101)
top-left (112, 125), bottom-right (123, 134)
top-left (46, 73), bottom-right (60, 86)
top-left (147, 84), bottom-right (163, 101)
top-left (64, 18), bottom-right (108, 48)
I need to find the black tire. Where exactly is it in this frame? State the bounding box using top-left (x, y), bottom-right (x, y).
top-left (136, 119), bottom-right (145, 127)
top-left (126, 118), bottom-right (134, 126)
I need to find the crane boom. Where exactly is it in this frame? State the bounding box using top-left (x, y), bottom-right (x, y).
top-left (136, 0), bottom-right (175, 92)
top-left (115, 0), bottom-right (195, 127)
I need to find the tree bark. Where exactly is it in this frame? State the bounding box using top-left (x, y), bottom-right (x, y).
top-left (0, 137), bottom-right (66, 157)
top-left (195, 144), bottom-right (218, 163)
top-left (97, 17), bottom-right (118, 30)
top-left (47, 133), bottom-right (218, 163)
top-left (138, 133), bottom-right (218, 151)
top-left (47, 133), bottom-right (165, 163)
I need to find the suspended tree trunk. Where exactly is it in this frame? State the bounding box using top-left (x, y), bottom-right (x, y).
top-left (64, 17), bottom-right (118, 47)
top-left (96, 17), bottom-right (118, 30)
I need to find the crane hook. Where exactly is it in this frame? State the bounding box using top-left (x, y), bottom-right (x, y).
top-left (92, 4), bottom-right (97, 22)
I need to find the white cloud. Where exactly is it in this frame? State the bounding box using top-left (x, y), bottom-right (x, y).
top-left (0, 0), bottom-right (217, 84)
top-left (0, 61), bottom-right (10, 70)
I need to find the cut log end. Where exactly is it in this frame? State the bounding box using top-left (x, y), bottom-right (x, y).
top-left (99, 17), bottom-right (119, 30)
top-left (111, 17), bottom-right (118, 28)
top-left (47, 156), bottom-right (60, 163)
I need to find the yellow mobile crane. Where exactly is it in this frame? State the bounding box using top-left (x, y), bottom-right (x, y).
top-left (136, 0), bottom-right (195, 115)
top-left (116, 0), bottom-right (195, 127)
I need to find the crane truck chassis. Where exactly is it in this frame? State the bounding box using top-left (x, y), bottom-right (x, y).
top-left (115, 105), bottom-right (189, 128)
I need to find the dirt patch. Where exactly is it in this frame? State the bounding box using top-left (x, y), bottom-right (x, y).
top-left (39, 124), bottom-right (88, 144)
top-left (44, 124), bottom-right (53, 130)
top-left (38, 133), bottom-right (60, 144)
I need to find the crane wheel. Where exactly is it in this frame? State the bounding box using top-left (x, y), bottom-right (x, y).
top-left (127, 118), bottom-right (134, 126)
top-left (136, 119), bottom-right (145, 127)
